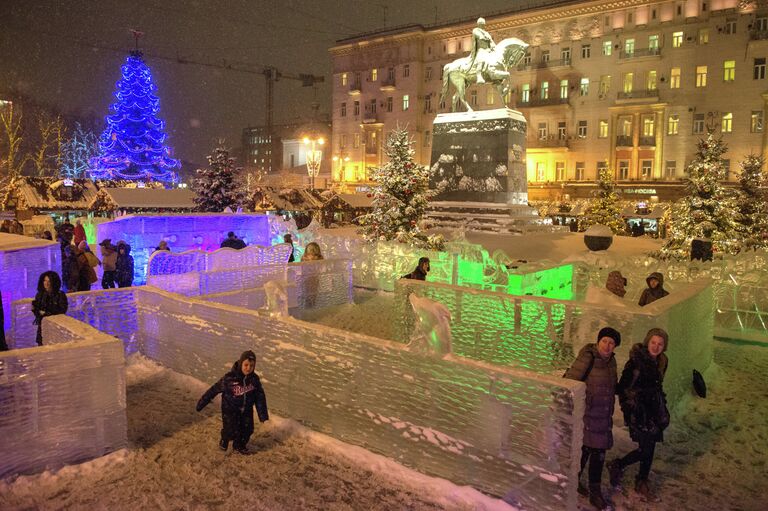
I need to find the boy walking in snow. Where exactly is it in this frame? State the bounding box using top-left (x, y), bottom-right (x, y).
top-left (196, 350), bottom-right (269, 454)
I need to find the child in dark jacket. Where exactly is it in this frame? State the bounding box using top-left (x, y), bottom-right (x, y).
top-left (196, 350), bottom-right (269, 454)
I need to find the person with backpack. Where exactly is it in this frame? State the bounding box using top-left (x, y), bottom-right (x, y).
top-left (608, 328), bottom-right (670, 502)
top-left (564, 327), bottom-right (621, 510)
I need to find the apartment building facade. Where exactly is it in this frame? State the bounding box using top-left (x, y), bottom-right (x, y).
top-left (329, 0), bottom-right (768, 201)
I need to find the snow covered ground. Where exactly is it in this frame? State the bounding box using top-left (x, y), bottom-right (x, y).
top-left (0, 355), bottom-right (512, 511)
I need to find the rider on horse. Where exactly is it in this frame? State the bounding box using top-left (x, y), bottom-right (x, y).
top-left (468, 18), bottom-right (496, 84)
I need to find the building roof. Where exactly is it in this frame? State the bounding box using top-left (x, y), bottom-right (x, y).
top-left (253, 187), bottom-right (324, 212)
top-left (95, 188), bottom-right (196, 209)
top-left (4, 177), bottom-right (100, 210)
top-left (336, 193), bottom-right (374, 208)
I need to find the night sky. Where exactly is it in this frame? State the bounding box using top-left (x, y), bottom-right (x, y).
top-left (1, 0), bottom-right (525, 166)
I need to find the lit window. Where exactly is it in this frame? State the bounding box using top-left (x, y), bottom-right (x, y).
top-left (624, 38), bottom-right (635, 56)
top-left (541, 81), bottom-right (550, 99)
top-left (580, 77), bottom-right (589, 96)
top-left (620, 117), bottom-right (632, 136)
top-left (402, 94), bottom-right (410, 110)
top-left (649, 35), bottom-right (659, 50)
top-left (603, 40), bottom-right (612, 56)
top-left (696, 65), bottom-right (708, 87)
top-left (665, 161), bottom-right (676, 179)
top-left (536, 161), bottom-right (546, 181)
top-left (641, 160), bottom-right (652, 178)
top-left (670, 67), bottom-right (681, 88)
top-left (371, 68), bottom-right (377, 81)
top-left (556, 161), bottom-right (566, 181)
top-left (578, 120), bottom-right (588, 138)
top-left (561, 47), bottom-right (571, 62)
top-left (599, 75), bottom-right (611, 96)
top-left (341, 73), bottom-right (348, 86)
top-left (486, 87), bottom-right (494, 105)
top-left (521, 83), bottom-right (530, 103)
top-left (672, 31), bottom-right (684, 48)
top-left (751, 110), bottom-right (764, 132)
top-left (619, 160), bottom-right (630, 180)
top-left (647, 70), bottom-right (657, 91)
top-left (575, 162), bottom-right (585, 181)
top-left (558, 121), bottom-right (567, 140)
top-left (642, 115), bottom-right (655, 136)
top-left (722, 112), bottom-right (733, 133)
top-left (560, 79), bottom-right (569, 99)
top-left (724, 60), bottom-right (735, 81)
top-left (623, 72), bottom-right (634, 93)
top-left (668, 115), bottom-right (679, 135)
top-left (599, 120), bottom-right (608, 138)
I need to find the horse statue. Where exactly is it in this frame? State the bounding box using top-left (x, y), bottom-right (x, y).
top-left (440, 37), bottom-right (529, 112)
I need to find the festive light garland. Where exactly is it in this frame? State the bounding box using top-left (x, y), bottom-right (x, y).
top-left (89, 51), bottom-right (180, 183)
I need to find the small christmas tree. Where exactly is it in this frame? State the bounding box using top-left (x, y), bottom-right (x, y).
top-left (359, 127), bottom-right (442, 249)
top-left (661, 133), bottom-right (741, 258)
top-left (580, 164), bottom-right (626, 234)
top-left (736, 154), bottom-right (768, 250)
top-left (90, 50), bottom-right (180, 182)
top-left (192, 146), bottom-right (245, 212)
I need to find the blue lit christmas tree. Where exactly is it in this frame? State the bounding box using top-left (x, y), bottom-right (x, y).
top-left (90, 50), bottom-right (180, 182)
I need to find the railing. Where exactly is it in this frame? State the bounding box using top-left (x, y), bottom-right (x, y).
top-left (349, 82), bottom-right (362, 93)
top-left (617, 89), bottom-right (659, 100)
top-left (362, 112), bottom-right (380, 123)
top-left (520, 96), bottom-right (570, 107)
top-left (750, 29), bottom-right (768, 41)
top-left (529, 137), bottom-right (570, 148)
top-left (380, 76), bottom-right (396, 89)
top-left (616, 135), bottom-right (633, 146)
top-left (619, 47), bottom-right (661, 59)
top-left (517, 58), bottom-right (571, 70)
top-left (639, 135), bottom-right (656, 146)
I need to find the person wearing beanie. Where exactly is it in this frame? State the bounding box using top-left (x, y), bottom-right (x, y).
top-left (196, 350), bottom-right (269, 454)
top-left (608, 328), bottom-right (670, 502)
top-left (564, 326), bottom-right (621, 510)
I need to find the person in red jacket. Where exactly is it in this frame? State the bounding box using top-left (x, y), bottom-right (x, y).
top-left (73, 220), bottom-right (86, 246)
top-left (196, 350), bottom-right (269, 454)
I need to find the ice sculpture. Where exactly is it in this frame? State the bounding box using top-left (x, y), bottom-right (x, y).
top-left (0, 314), bottom-right (127, 479)
top-left (263, 280), bottom-right (289, 317)
top-left (408, 293), bottom-right (452, 356)
top-left (97, 213), bottom-right (274, 284)
top-left (0, 233), bottom-right (61, 337)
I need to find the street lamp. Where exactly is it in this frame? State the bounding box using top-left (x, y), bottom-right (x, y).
top-left (332, 154), bottom-right (350, 184)
top-left (304, 136), bottom-right (325, 190)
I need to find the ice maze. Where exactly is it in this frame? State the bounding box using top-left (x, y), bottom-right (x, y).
top-left (1, 218), bottom-right (719, 510)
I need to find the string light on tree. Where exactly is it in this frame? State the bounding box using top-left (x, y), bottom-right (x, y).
top-left (89, 31), bottom-right (180, 183)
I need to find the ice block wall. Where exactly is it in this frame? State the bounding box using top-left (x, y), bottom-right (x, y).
top-left (135, 287), bottom-right (585, 510)
top-left (97, 214), bottom-right (273, 284)
top-left (200, 283), bottom-right (299, 310)
top-left (394, 278), bottom-right (713, 410)
top-left (10, 288), bottom-right (140, 353)
top-left (0, 315), bottom-right (127, 479)
top-left (0, 234), bottom-right (60, 337)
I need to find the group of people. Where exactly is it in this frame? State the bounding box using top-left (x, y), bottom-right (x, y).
top-left (0, 219), bottom-right (24, 234)
top-left (565, 326), bottom-right (671, 509)
top-left (603, 270), bottom-right (670, 307)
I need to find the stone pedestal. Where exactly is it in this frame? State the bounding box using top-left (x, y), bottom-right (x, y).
top-left (427, 109), bottom-right (543, 233)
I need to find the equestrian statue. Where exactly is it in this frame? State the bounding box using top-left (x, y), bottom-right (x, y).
top-left (440, 18), bottom-right (529, 112)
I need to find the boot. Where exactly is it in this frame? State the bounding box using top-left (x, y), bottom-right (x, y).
top-left (635, 478), bottom-right (658, 502)
top-left (219, 438), bottom-right (229, 451)
top-left (607, 459), bottom-right (624, 487)
top-left (588, 484), bottom-right (610, 510)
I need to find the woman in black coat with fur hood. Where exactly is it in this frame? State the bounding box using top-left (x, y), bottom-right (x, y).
top-left (31, 271), bottom-right (69, 345)
top-left (608, 328), bottom-right (670, 501)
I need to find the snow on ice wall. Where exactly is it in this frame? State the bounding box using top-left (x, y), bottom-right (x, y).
top-left (97, 214), bottom-right (273, 284)
top-left (134, 286), bottom-right (585, 510)
top-left (393, 278), bottom-right (713, 410)
top-left (0, 235), bottom-right (60, 337)
top-left (0, 315), bottom-right (127, 479)
top-left (9, 288), bottom-right (140, 353)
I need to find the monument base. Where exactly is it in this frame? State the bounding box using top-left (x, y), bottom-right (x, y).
top-left (426, 201), bottom-right (551, 234)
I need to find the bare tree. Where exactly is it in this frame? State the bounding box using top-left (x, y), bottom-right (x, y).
top-left (27, 112), bottom-right (66, 177)
top-left (0, 102), bottom-right (25, 179)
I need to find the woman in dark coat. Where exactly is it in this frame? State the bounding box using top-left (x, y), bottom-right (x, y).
top-left (608, 328), bottom-right (670, 501)
top-left (564, 327), bottom-right (621, 511)
top-left (115, 241), bottom-right (135, 288)
top-left (31, 271), bottom-right (68, 345)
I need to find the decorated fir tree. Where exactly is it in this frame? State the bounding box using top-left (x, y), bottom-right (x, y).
top-left (359, 127), bottom-right (442, 249)
top-left (90, 50), bottom-right (180, 183)
top-left (736, 154), bottom-right (768, 250)
top-left (192, 146), bottom-right (245, 212)
top-left (661, 133), bottom-right (741, 258)
top-left (580, 164), bottom-right (626, 234)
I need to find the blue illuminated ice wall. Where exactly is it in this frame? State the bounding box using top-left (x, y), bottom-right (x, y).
top-left (97, 214), bottom-right (272, 285)
top-left (0, 236), bottom-right (61, 336)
